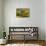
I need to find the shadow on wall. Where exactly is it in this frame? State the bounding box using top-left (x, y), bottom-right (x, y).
top-left (0, 31), bottom-right (3, 39)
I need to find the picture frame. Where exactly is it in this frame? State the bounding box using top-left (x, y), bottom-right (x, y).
top-left (16, 8), bottom-right (30, 17)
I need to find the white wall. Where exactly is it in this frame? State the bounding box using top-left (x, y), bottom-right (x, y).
top-left (3, 0), bottom-right (45, 40)
top-left (45, 0), bottom-right (46, 40)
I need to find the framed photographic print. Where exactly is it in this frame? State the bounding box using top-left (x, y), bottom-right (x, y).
top-left (16, 8), bottom-right (30, 17)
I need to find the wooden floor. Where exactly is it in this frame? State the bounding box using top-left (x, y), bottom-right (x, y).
top-left (0, 40), bottom-right (46, 46)
top-left (9, 40), bottom-right (46, 46)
